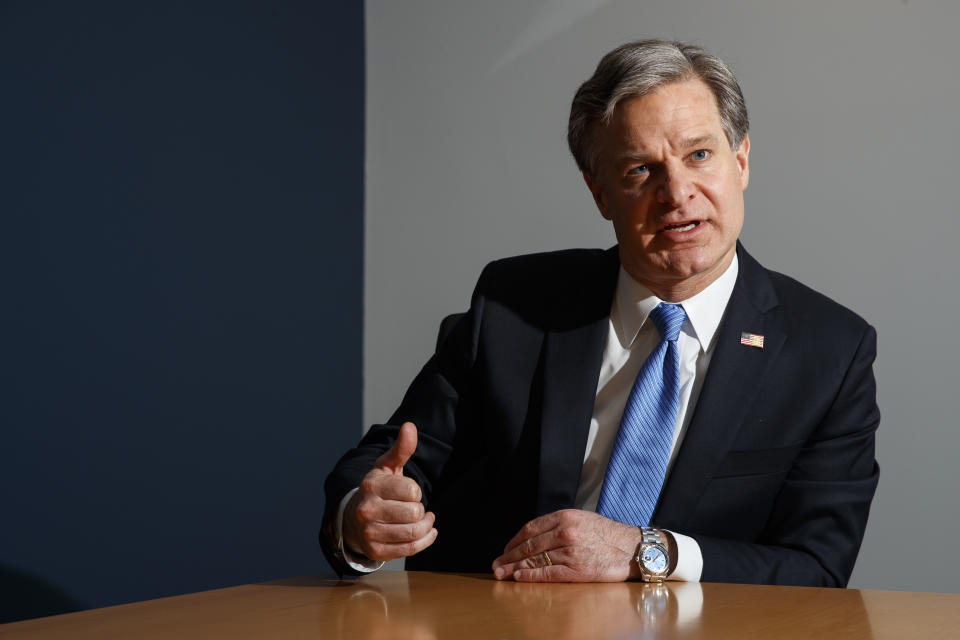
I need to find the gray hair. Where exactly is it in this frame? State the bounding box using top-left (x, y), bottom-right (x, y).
top-left (568, 39), bottom-right (749, 175)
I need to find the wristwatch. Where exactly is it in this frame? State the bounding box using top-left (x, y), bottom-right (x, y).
top-left (636, 527), bottom-right (672, 582)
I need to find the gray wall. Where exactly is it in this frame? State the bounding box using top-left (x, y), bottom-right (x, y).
top-left (365, 0), bottom-right (960, 592)
top-left (1, 1), bottom-right (363, 621)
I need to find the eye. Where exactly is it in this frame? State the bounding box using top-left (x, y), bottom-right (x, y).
top-left (691, 149), bottom-right (710, 162)
top-left (627, 164), bottom-right (649, 176)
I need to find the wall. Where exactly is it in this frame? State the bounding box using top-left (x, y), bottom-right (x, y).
top-left (0, 1), bottom-right (363, 621)
top-left (365, 0), bottom-right (960, 592)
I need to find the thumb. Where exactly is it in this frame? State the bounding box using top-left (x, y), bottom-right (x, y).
top-left (375, 421), bottom-right (418, 475)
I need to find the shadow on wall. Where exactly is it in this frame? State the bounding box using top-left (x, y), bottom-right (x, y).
top-left (0, 565), bottom-right (82, 623)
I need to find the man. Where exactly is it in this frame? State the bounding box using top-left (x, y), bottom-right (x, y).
top-left (321, 40), bottom-right (879, 586)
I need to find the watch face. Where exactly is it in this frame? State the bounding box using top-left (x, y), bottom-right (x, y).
top-left (642, 547), bottom-right (668, 574)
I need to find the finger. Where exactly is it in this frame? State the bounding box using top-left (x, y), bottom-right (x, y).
top-left (367, 526), bottom-right (439, 562)
top-left (366, 512), bottom-right (436, 543)
top-left (495, 529), bottom-right (563, 566)
top-left (513, 565), bottom-right (576, 583)
top-left (360, 473), bottom-right (422, 503)
top-left (374, 500), bottom-right (427, 524)
top-left (494, 548), bottom-right (561, 580)
top-left (502, 511), bottom-right (562, 554)
top-left (375, 422), bottom-right (419, 475)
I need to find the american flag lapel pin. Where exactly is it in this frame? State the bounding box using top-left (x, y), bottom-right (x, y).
top-left (740, 332), bottom-right (765, 349)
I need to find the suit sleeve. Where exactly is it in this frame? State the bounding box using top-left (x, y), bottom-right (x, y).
top-left (318, 268), bottom-right (487, 577)
top-left (691, 325), bottom-right (880, 587)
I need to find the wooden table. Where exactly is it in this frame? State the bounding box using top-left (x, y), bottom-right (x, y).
top-left (2, 571), bottom-right (958, 639)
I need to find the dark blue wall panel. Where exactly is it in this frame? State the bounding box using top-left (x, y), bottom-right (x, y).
top-left (0, 1), bottom-right (363, 621)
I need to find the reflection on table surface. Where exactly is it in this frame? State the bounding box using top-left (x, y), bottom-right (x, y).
top-left (327, 573), bottom-right (706, 640)
top-left (4, 570), bottom-right (960, 639)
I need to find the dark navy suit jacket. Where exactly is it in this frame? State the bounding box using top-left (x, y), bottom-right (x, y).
top-left (322, 243), bottom-right (879, 586)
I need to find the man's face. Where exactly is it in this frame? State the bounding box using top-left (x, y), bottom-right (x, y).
top-left (584, 78), bottom-right (750, 300)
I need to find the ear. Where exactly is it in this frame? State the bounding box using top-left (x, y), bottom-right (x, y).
top-left (735, 133), bottom-right (750, 190)
top-left (582, 171), bottom-right (611, 220)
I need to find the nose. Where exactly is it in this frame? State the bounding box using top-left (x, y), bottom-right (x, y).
top-left (656, 166), bottom-right (695, 208)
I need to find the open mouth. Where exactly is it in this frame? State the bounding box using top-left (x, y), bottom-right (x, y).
top-left (662, 221), bottom-right (700, 232)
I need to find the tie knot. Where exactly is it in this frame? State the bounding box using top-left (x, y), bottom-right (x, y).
top-left (649, 303), bottom-right (686, 342)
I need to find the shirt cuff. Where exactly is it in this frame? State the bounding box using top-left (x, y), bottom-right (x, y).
top-left (336, 488), bottom-right (385, 573)
top-left (666, 530), bottom-right (703, 582)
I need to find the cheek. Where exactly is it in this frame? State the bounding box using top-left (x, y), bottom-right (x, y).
top-left (703, 180), bottom-right (745, 223)
top-left (610, 191), bottom-right (655, 225)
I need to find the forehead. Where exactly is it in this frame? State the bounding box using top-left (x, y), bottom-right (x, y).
top-left (598, 79), bottom-right (724, 160)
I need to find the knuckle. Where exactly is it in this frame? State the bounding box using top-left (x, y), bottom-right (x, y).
top-left (404, 522), bottom-right (421, 540)
top-left (392, 505), bottom-right (413, 524)
top-left (405, 480), bottom-right (422, 502)
top-left (394, 523), bottom-right (413, 541)
top-left (557, 527), bottom-right (577, 544)
top-left (415, 519), bottom-right (432, 537)
top-left (355, 501), bottom-right (378, 522)
top-left (359, 477), bottom-right (378, 496)
top-left (360, 526), bottom-right (378, 544)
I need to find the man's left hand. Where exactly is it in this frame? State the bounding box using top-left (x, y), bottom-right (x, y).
top-left (492, 509), bottom-right (643, 582)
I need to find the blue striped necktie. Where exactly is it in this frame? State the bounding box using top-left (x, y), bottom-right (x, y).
top-left (596, 302), bottom-right (687, 527)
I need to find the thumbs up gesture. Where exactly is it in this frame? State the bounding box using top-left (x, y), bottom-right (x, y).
top-left (342, 422), bottom-right (439, 562)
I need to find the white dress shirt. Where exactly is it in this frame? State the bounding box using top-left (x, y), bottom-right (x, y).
top-left (337, 255), bottom-right (740, 578)
top-left (574, 255), bottom-right (739, 581)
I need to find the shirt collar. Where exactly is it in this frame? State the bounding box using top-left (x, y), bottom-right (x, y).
top-left (613, 254), bottom-right (739, 353)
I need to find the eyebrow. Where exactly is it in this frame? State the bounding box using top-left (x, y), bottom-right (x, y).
top-left (679, 134), bottom-right (720, 150)
top-left (611, 152), bottom-right (652, 166)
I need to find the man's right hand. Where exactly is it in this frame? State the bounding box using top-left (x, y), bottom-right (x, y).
top-left (342, 421), bottom-right (438, 562)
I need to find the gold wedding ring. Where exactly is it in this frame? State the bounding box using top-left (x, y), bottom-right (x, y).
top-left (543, 551), bottom-right (553, 567)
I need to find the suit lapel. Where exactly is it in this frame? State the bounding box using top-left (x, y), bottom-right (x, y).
top-left (535, 248), bottom-right (619, 516)
top-left (653, 245), bottom-right (786, 530)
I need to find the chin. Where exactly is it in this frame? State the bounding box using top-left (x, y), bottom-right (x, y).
top-left (657, 254), bottom-right (712, 278)
top-left (668, 245), bottom-right (734, 276)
